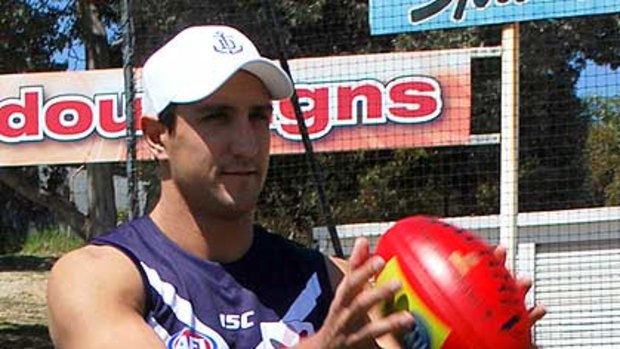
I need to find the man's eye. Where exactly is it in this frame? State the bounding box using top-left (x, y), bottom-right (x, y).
top-left (203, 112), bottom-right (227, 120)
top-left (250, 112), bottom-right (270, 121)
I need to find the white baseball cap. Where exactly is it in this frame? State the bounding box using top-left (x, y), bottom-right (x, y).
top-left (141, 25), bottom-right (294, 119)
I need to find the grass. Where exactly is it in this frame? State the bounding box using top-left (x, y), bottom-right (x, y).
top-left (0, 227), bottom-right (83, 271)
top-left (18, 228), bottom-right (84, 257)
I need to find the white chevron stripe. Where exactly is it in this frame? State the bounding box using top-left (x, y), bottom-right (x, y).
top-left (282, 272), bottom-right (322, 322)
top-left (140, 262), bottom-right (230, 349)
top-left (254, 273), bottom-right (321, 349)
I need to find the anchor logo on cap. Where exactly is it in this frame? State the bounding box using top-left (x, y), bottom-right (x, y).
top-left (213, 31), bottom-right (243, 54)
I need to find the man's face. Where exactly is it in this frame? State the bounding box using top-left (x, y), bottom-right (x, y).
top-left (163, 70), bottom-right (273, 218)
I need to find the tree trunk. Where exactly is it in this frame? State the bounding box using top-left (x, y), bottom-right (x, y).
top-left (78, 0), bottom-right (117, 238)
top-left (86, 164), bottom-right (117, 236)
top-left (78, 1), bottom-right (110, 68)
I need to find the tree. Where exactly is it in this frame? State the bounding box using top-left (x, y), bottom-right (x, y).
top-left (76, 0), bottom-right (120, 237)
top-left (391, 17), bottom-right (620, 212)
top-left (0, 1), bottom-right (78, 252)
top-left (583, 96), bottom-right (620, 205)
top-left (0, 1), bottom-right (124, 246)
top-left (0, 0), bottom-right (67, 74)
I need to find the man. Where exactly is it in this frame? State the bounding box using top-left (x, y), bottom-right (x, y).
top-left (47, 25), bottom-right (543, 349)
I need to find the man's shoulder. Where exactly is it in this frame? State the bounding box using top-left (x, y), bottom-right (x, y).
top-left (48, 244), bottom-right (146, 326)
top-left (54, 244), bottom-right (131, 267)
top-left (47, 245), bottom-right (155, 348)
top-left (50, 244), bottom-right (140, 292)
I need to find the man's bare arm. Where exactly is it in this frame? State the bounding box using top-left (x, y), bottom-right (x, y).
top-left (47, 245), bottom-right (165, 349)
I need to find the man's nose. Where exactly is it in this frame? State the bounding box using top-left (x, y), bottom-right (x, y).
top-left (230, 118), bottom-right (259, 157)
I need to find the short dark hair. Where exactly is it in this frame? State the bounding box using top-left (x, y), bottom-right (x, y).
top-left (158, 104), bottom-right (177, 130)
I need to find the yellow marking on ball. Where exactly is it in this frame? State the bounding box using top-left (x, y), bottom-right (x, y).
top-left (376, 257), bottom-right (451, 349)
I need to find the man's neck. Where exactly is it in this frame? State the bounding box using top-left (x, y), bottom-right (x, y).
top-left (148, 188), bottom-right (255, 263)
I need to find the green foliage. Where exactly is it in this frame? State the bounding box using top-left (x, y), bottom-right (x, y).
top-left (584, 95), bottom-right (620, 125)
top-left (517, 19), bottom-right (596, 211)
top-left (19, 227), bottom-right (84, 256)
top-left (0, 0), bottom-right (69, 73)
top-left (584, 96), bottom-right (620, 205)
top-left (0, 1), bottom-right (78, 248)
top-left (0, 225), bottom-right (84, 256)
top-left (0, 0), bottom-right (127, 244)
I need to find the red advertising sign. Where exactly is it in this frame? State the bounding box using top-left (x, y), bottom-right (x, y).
top-left (0, 49), bottom-right (472, 166)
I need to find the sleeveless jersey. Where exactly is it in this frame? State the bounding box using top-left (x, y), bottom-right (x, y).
top-left (91, 216), bottom-right (334, 349)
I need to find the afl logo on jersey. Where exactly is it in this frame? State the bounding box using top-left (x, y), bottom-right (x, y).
top-left (167, 328), bottom-right (218, 349)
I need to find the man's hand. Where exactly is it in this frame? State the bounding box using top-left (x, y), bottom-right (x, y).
top-left (493, 246), bottom-right (546, 348)
top-left (298, 238), bottom-right (414, 349)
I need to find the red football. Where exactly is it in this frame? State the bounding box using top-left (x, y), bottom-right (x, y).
top-left (374, 216), bottom-right (531, 349)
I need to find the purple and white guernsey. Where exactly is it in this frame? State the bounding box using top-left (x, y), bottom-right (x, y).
top-left (91, 217), bottom-right (334, 349)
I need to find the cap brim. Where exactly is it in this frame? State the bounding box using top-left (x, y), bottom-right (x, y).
top-left (241, 59), bottom-right (294, 100)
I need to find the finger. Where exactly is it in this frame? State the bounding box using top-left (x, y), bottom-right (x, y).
top-left (331, 279), bottom-right (404, 340)
top-left (347, 279), bottom-right (402, 320)
top-left (326, 280), bottom-right (401, 348)
top-left (349, 238), bottom-right (370, 271)
top-left (528, 304), bottom-right (546, 326)
top-left (338, 256), bottom-right (386, 305)
top-left (516, 276), bottom-right (533, 295)
top-left (493, 245), bottom-right (507, 266)
top-left (344, 311), bottom-right (415, 347)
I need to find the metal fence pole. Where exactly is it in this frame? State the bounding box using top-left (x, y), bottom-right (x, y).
top-left (121, 0), bottom-right (139, 220)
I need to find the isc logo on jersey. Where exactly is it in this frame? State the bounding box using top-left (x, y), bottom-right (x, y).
top-left (219, 310), bottom-right (255, 330)
top-left (167, 328), bottom-right (218, 349)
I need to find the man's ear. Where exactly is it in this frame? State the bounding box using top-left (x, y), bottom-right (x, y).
top-left (141, 116), bottom-right (168, 159)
